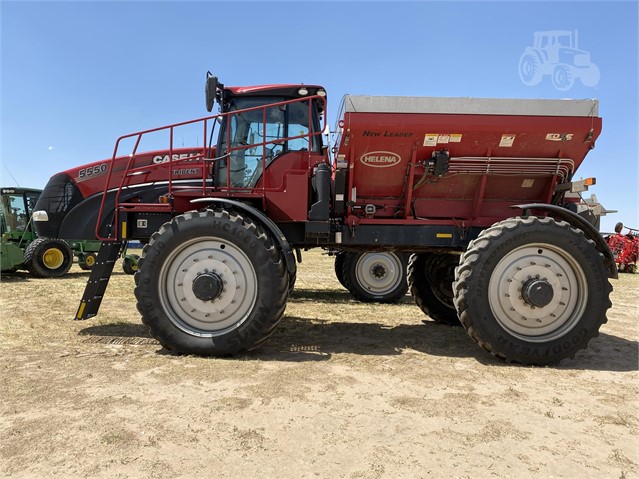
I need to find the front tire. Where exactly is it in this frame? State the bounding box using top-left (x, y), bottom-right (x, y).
top-left (24, 238), bottom-right (73, 278)
top-left (134, 208), bottom-right (289, 356)
top-left (453, 216), bottom-right (612, 365)
top-left (552, 64), bottom-right (575, 91)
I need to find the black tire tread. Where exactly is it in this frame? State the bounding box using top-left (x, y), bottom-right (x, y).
top-left (334, 252), bottom-right (347, 288)
top-left (134, 208), bottom-right (288, 356)
top-left (453, 216), bottom-right (612, 365)
top-left (24, 237), bottom-right (73, 278)
top-left (408, 253), bottom-right (460, 325)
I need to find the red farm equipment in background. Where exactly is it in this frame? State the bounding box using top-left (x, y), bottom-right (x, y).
top-left (33, 73), bottom-right (617, 365)
top-left (606, 223), bottom-right (639, 273)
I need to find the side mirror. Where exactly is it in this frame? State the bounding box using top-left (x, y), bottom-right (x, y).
top-left (205, 73), bottom-right (218, 112)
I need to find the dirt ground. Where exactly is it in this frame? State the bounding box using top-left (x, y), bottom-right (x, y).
top-left (1, 249), bottom-right (637, 478)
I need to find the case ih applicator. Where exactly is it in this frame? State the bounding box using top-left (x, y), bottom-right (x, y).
top-left (33, 73), bottom-right (616, 365)
top-left (606, 223), bottom-right (639, 273)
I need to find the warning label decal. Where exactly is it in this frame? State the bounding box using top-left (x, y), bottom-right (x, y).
top-left (499, 134), bottom-right (516, 147)
top-left (424, 134), bottom-right (438, 146)
top-left (424, 133), bottom-right (462, 146)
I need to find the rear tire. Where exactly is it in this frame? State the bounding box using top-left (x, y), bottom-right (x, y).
top-left (453, 216), bottom-right (612, 365)
top-left (408, 253), bottom-right (460, 325)
top-left (341, 251), bottom-right (408, 303)
top-left (518, 52), bottom-right (542, 86)
top-left (134, 208), bottom-right (289, 356)
top-left (24, 238), bottom-right (73, 278)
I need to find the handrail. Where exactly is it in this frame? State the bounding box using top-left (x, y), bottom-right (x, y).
top-left (95, 95), bottom-right (327, 240)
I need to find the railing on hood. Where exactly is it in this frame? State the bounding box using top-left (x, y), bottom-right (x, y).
top-left (95, 95), bottom-right (327, 241)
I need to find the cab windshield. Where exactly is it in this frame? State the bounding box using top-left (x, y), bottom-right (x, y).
top-left (0, 191), bottom-right (39, 235)
top-left (216, 96), bottom-right (321, 188)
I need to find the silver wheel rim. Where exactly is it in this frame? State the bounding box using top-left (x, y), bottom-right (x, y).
top-left (355, 252), bottom-right (403, 295)
top-left (158, 237), bottom-right (257, 337)
top-left (488, 244), bottom-right (588, 342)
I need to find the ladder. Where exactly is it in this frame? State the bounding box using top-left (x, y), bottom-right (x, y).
top-left (75, 241), bottom-right (123, 320)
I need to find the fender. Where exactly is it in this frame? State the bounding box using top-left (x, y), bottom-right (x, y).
top-left (524, 47), bottom-right (546, 65)
top-left (190, 197), bottom-right (297, 282)
top-left (513, 203), bottom-right (618, 279)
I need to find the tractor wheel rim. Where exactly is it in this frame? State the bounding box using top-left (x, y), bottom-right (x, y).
top-left (43, 248), bottom-right (64, 269)
top-left (158, 237), bottom-right (257, 337)
top-left (355, 252), bottom-right (403, 294)
top-left (488, 244), bottom-right (588, 342)
top-left (86, 255), bottom-right (95, 267)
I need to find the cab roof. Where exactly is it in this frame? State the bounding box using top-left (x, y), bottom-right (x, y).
top-left (225, 84), bottom-right (326, 98)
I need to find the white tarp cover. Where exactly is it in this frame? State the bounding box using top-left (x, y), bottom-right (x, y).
top-left (343, 95), bottom-right (599, 117)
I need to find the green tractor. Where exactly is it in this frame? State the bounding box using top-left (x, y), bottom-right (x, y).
top-left (1, 187), bottom-right (101, 276)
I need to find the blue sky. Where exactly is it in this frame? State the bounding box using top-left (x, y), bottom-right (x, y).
top-left (1, 1), bottom-right (637, 232)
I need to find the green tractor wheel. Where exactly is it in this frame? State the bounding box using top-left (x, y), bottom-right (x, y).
top-left (78, 252), bottom-right (97, 271)
top-left (123, 254), bottom-right (140, 275)
top-left (24, 237), bottom-right (73, 278)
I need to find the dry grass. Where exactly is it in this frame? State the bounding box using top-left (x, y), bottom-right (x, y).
top-left (1, 248), bottom-right (638, 478)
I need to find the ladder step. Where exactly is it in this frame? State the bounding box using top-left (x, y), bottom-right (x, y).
top-left (75, 241), bottom-right (123, 320)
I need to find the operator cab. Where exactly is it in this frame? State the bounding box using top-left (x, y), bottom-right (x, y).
top-left (1, 188), bottom-right (41, 238)
top-left (206, 74), bottom-right (326, 188)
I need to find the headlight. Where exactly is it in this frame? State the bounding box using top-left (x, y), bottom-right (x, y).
top-left (32, 210), bottom-right (49, 221)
